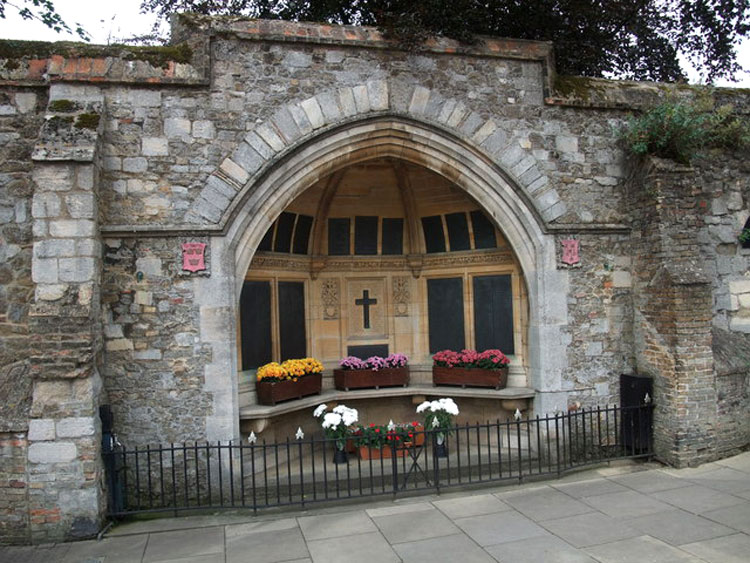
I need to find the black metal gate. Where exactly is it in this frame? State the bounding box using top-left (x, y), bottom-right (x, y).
top-left (103, 403), bottom-right (654, 518)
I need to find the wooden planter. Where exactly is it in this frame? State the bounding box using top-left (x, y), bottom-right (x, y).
top-left (333, 367), bottom-right (409, 391)
top-left (357, 445), bottom-right (408, 460)
top-left (256, 372), bottom-right (322, 406)
top-left (432, 366), bottom-right (509, 390)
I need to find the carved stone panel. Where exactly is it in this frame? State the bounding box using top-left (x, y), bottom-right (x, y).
top-left (393, 276), bottom-right (410, 317)
top-left (321, 278), bottom-right (339, 320)
top-left (347, 278), bottom-right (386, 340)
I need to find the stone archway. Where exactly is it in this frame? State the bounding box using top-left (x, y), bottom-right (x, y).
top-left (220, 115), bottom-right (571, 419)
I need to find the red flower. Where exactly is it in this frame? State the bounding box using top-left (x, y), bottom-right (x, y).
top-left (369, 423), bottom-right (375, 427)
top-left (374, 428), bottom-right (380, 433)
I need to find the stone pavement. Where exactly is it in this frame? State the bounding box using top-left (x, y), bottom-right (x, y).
top-left (3, 452), bottom-right (749, 563)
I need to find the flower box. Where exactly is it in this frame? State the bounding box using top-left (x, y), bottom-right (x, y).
top-left (357, 445), bottom-right (408, 460)
top-left (333, 367), bottom-right (409, 391)
top-left (256, 372), bottom-right (322, 405)
top-left (432, 366), bottom-right (508, 389)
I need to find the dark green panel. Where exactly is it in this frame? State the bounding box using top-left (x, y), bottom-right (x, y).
top-left (473, 274), bottom-right (514, 354)
top-left (240, 281), bottom-right (272, 370)
top-left (470, 210), bottom-right (497, 249)
top-left (382, 218), bottom-right (404, 255)
top-left (354, 216), bottom-right (378, 255)
top-left (258, 224), bottom-right (274, 252)
top-left (274, 212), bottom-right (296, 253)
top-left (292, 214), bottom-right (313, 255)
top-left (421, 216), bottom-right (446, 253)
top-left (427, 277), bottom-right (465, 353)
top-left (347, 344), bottom-right (389, 359)
top-left (278, 281), bottom-right (306, 360)
top-left (446, 212), bottom-right (470, 251)
top-left (328, 218), bottom-right (350, 255)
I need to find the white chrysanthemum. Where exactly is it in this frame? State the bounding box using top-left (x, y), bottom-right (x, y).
top-left (332, 404), bottom-right (358, 426)
top-left (313, 404), bottom-right (327, 418)
top-left (321, 412), bottom-right (342, 429)
top-left (438, 398), bottom-right (459, 415)
top-left (416, 401), bottom-right (430, 413)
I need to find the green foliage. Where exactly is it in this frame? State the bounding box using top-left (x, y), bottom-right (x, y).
top-left (48, 99), bottom-right (76, 112)
top-left (141, 0), bottom-right (750, 83)
top-left (74, 113), bottom-right (100, 130)
top-left (619, 95), bottom-right (750, 164)
top-left (739, 228), bottom-right (750, 244)
top-left (352, 422), bottom-right (421, 448)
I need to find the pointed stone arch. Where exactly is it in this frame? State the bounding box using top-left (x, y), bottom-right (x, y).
top-left (218, 113), bottom-right (571, 418)
top-left (186, 79), bottom-right (566, 230)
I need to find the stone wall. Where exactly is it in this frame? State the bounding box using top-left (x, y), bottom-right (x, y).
top-left (0, 16), bottom-right (749, 541)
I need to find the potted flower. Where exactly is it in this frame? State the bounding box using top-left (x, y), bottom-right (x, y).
top-left (432, 349), bottom-right (510, 389)
top-left (256, 357), bottom-right (323, 405)
top-left (352, 420), bottom-right (424, 460)
top-left (313, 403), bottom-right (359, 463)
top-left (333, 353), bottom-right (409, 391)
top-left (416, 398), bottom-right (459, 457)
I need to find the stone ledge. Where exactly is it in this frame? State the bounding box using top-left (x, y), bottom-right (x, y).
top-left (239, 384), bottom-right (535, 422)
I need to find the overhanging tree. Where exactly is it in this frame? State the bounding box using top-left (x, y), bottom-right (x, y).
top-left (0, 0), bottom-right (89, 40)
top-left (139, 0), bottom-right (749, 83)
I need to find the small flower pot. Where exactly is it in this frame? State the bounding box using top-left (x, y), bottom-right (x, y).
top-left (432, 366), bottom-right (508, 389)
top-left (256, 372), bottom-right (322, 406)
top-left (333, 448), bottom-right (348, 464)
top-left (333, 367), bottom-right (409, 391)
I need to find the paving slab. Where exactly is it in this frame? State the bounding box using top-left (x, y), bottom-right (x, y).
top-left (581, 489), bottom-right (675, 519)
top-left (701, 502), bottom-right (750, 533)
top-left (142, 527), bottom-right (225, 563)
top-left (432, 493), bottom-right (511, 519)
top-left (686, 466), bottom-right (750, 494)
top-left (0, 544), bottom-right (72, 563)
top-left (298, 510), bottom-right (377, 540)
top-left (372, 506), bottom-right (460, 543)
top-left (625, 509), bottom-right (736, 546)
top-left (149, 554), bottom-right (225, 563)
top-left (680, 532), bottom-right (750, 563)
top-left (652, 484), bottom-right (745, 514)
top-left (610, 470), bottom-right (689, 493)
top-left (392, 532), bottom-right (496, 563)
top-left (225, 526), bottom-right (309, 563)
top-left (484, 534), bottom-right (597, 563)
top-left (583, 535), bottom-right (702, 563)
top-left (715, 452), bottom-right (750, 473)
top-left (539, 511), bottom-right (640, 548)
top-left (454, 510), bottom-right (548, 546)
top-left (551, 477), bottom-right (631, 499)
top-left (62, 535), bottom-right (148, 563)
top-left (366, 501), bottom-right (434, 518)
top-left (499, 486), bottom-right (594, 521)
top-left (306, 531), bottom-right (399, 563)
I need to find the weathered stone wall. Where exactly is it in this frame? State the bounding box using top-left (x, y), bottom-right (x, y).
top-left (0, 16), bottom-right (749, 542)
top-left (0, 433), bottom-right (28, 544)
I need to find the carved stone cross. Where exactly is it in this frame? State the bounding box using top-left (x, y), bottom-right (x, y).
top-left (355, 289), bottom-right (377, 329)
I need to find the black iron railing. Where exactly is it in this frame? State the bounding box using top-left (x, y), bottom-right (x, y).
top-left (103, 403), bottom-right (653, 517)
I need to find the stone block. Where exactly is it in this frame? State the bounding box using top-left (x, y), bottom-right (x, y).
top-left (134, 349), bottom-right (162, 360)
top-left (164, 118), bottom-right (191, 138)
top-left (35, 284), bottom-right (67, 301)
top-left (288, 103), bottom-right (314, 135)
top-left (175, 332), bottom-right (195, 347)
top-left (122, 157), bottom-right (148, 173)
top-left (219, 158), bottom-right (249, 185)
top-left (316, 91), bottom-right (341, 123)
top-left (301, 97), bottom-right (326, 129)
top-left (77, 165), bottom-right (94, 190)
top-left (352, 84), bottom-right (371, 113)
top-left (34, 239), bottom-right (75, 259)
top-left (256, 123), bottom-right (285, 152)
top-left (446, 102), bottom-right (468, 128)
top-left (102, 156), bottom-right (121, 171)
top-left (556, 135), bottom-right (578, 153)
top-left (135, 291), bottom-right (153, 306)
top-left (193, 120), bottom-right (215, 139)
top-left (32, 257), bottom-right (59, 284)
top-left (135, 257), bottom-right (162, 277)
top-left (49, 219), bottom-right (96, 238)
top-left (59, 257), bottom-right (96, 283)
top-left (15, 92), bottom-right (37, 113)
top-left (271, 107), bottom-right (301, 143)
top-left (283, 51), bottom-right (312, 68)
top-left (65, 193), bottom-right (96, 219)
top-left (244, 131), bottom-right (274, 159)
top-left (367, 80), bottom-right (389, 111)
top-left (28, 419), bottom-right (55, 441)
top-left (142, 137), bottom-right (169, 156)
top-left (729, 317), bottom-right (750, 333)
top-left (56, 417), bottom-right (95, 438)
top-left (193, 196), bottom-right (223, 223)
top-left (232, 143), bottom-right (264, 175)
top-left (338, 88), bottom-right (357, 117)
top-left (729, 280), bottom-right (750, 295)
top-left (472, 120), bottom-right (497, 144)
top-left (106, 339), bottom-right (133, 351)
top-left (32, 193), bottom-right (61, 219)
top-left (28, 442), bottom-right (77, 464)
top-left (613, 271), bottom-right (632, 288)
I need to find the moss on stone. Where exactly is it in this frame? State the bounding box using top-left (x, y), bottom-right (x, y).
top-left (74, 113), bottom-right (100, 130)
top-left (553, 75), bottom-right (606, 100)
top-left (49, 99), bottom-right (77, 112)
top-left (0, 40), bottom-right (193, 69)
